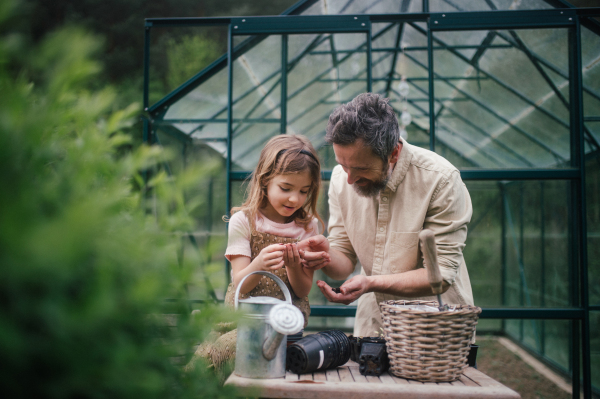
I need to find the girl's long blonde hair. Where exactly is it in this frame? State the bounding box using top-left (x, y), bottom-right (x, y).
top-left (230, 134), bottom-right (323, 232)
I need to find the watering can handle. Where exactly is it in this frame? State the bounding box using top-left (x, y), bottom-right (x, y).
top-left (234, 271), bottom-right (292, 310)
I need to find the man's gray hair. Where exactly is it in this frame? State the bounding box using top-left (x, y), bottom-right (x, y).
top-left (325, 93), bottom-right (400, 162)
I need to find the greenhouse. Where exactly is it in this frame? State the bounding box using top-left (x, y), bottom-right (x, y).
top-left (142, 0), bottom-right (600, 397)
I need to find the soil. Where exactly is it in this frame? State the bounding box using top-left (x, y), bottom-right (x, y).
top-left (476, 336), bottom-right (571, 399)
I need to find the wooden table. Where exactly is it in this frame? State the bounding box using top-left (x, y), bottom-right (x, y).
top-left (225, 361), bottom-right (521, 399)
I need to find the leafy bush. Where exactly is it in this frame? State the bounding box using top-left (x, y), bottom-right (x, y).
top-left (166, 33), bottom-right (222, 92)
top-left (0, 2), bottom-right (238, 398)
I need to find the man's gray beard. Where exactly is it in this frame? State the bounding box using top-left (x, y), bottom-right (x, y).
top-left (352, 172), bottom-right (390, 198)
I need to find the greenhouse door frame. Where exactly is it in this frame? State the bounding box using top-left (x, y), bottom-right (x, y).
top-left (142, 7), bottom-right (599, 398)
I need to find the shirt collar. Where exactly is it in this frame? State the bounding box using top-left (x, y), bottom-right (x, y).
top-left (386, 137), bottom-right (412, 192)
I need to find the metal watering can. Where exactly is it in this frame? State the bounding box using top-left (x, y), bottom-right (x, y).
top-left (234, 271), bottom-right (304, 379)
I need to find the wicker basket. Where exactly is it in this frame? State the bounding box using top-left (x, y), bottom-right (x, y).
top-left (380, 300), bottom-right (481, 382)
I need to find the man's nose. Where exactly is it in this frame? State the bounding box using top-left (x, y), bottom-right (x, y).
top-left (346, 171), bottom-right (359, 185)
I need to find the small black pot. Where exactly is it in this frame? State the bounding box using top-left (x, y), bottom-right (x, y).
top-left (349, 336), bottom-right (390, 376)
top-left (467, 344), bottom-right (479, 368)
top-left (286, 330), bottom-right (350, 374)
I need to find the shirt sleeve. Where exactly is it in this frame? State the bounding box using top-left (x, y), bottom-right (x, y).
top-left (424, 170), bottom-right (473, 285)
top-left (327, 166), bottom-right (358, 266)
top-left (225, 211), bottom-right (252, 261)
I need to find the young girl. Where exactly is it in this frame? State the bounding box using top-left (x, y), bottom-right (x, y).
top-left (188, 134), bottom-right (326, 375)
top-left (223, 134), bottom-right (324, 318)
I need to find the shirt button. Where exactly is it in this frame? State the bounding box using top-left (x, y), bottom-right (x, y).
top-left (382, 197), bottom-right (388, 202)
top-left (376, 258), bottom-right (381, 263)
top-left (379, 227), bottom-right (384, 232)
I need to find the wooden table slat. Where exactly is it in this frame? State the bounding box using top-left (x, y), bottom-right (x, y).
top-left (463, 367), bottom-right (505, 388)
top-left (378, 373), bottom-right (396, 384)
top-left (225, 365), bottom-right (521, 398)
top-left (366, 375), bottom-right (380, 383)
top-left (459, 374), bottom-right (481, 387)
top-left (348, 365), bottom-right (368, 383)
top-left (285, 370), bottom-right (298, 380)
top-left (337, 366), bottom-right (355, 382)
top-left (313, 370), bottom-right (327, 382)
top-left (325, 369), bottom-right (340, 382)
top-left (389, 373), bottom-right (411, 384)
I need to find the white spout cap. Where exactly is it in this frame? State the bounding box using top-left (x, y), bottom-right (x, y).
top-left (268, 303), bottom-right (304, 335)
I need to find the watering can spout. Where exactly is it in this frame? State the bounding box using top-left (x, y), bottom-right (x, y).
top-left (263, 329), bottom-right (285, 361)
top-left (262, 303), bottom-right (304, 361)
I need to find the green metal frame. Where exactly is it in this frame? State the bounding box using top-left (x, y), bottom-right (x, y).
top-left (143, 3), bottom-right (600, 397)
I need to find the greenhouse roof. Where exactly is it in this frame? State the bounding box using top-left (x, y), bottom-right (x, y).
top-left (146, 0), bottom-right (600, 172)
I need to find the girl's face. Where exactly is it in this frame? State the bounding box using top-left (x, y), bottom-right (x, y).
top-left (261, 170), bottom-right (312, 224)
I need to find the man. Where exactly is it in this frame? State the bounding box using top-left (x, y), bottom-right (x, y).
top-left (299, 92), bottom-right (474, 337)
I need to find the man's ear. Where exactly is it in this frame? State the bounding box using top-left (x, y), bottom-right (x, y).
top-left (389, 141), bottom-right (402, 164)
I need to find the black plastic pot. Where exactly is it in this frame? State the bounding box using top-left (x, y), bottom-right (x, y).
top-left (467, 344), bottom-right (479, 368)
top-left (286, 330), bottom-right (304, 347)
top-left (349, 336), bottom-right (389, 376)
top-left (286, 330), bottom-right (351, 374)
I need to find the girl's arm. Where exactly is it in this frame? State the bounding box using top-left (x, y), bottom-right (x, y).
top-left (283, 242), bottom-right (314, 298)
top-left (230, 244), bottom-right (286, 295)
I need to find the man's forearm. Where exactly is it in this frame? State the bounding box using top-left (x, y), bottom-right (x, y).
top-left (322, 247), bottom-right (355, 280)
top-left (366, 268), bottom-right (450, 297)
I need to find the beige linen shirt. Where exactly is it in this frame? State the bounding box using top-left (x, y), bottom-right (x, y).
top-left (327, 138), bottom-right (474, 337)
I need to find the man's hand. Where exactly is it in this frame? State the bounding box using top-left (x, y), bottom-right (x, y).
top-left (316, 275), bottom-right (369, 305)
top-left (297, 235), bottom-right (330, 271)
top-left (297, 234), bottom-right (329, 252)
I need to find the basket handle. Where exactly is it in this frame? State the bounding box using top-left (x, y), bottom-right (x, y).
top-left (419, 229), bottom-right (443, 295)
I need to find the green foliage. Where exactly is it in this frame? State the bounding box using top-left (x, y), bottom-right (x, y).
top-left (0, 4), bottom-right (240, 398)
top-left (22, 0), bottom-right (299, 105)
top-left (166, 33), bottom-right (222, 92)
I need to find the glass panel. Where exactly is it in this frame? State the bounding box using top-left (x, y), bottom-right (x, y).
top-left (230, 34), bottom-right (282, 171)
top-left (542, 320), bottom-right (571, 372)
top-left (306, 316), bottom-right (355, 332)
top-left (465, 180), bottom-right (571, 309)
top-left (153, 130), bottom-right (229, 301)
top-left (431, 28), bottom-right (571, 168)
top-left (582, 21), bottom-right (600, 239)
top-left (287, 32), bottom-right (368, 162)
top-left (592, 311), bottom-right (600, 392)
top-left (148, 25), bottom-right (228, 106)
top-left (322, 0), bottom-right (423, 15)
top-left (164, 66), bottom-right (229, 122)
top-left (505, 319), bottom-right (571, 373)
top-left (370, 22), bottom-right (431, 149)
top-left (231, 180), bottom-right (248, 218)
top-left (318, 144), bottom-right (337, 170)
top-left (587, 155), bottom-right (600, 306)
top-left (429, 0), bottom-right (552, 12)
top-left (231, 124), bottom-right (280, 171)
top-left (229, 32), bottom-right (368, 172)
top-left (582, 26), bottom-right (600, 136)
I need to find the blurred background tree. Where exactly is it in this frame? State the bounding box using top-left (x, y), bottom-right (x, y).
top-left (21, 0), bottom-right (298, 106)
top-left (0, 0), bottom-right (264, 397)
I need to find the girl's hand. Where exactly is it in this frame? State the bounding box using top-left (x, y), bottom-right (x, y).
top-left (282, 243), bottom-right (302, 270)
top-left (255, 244), bottom-right (285, 271)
